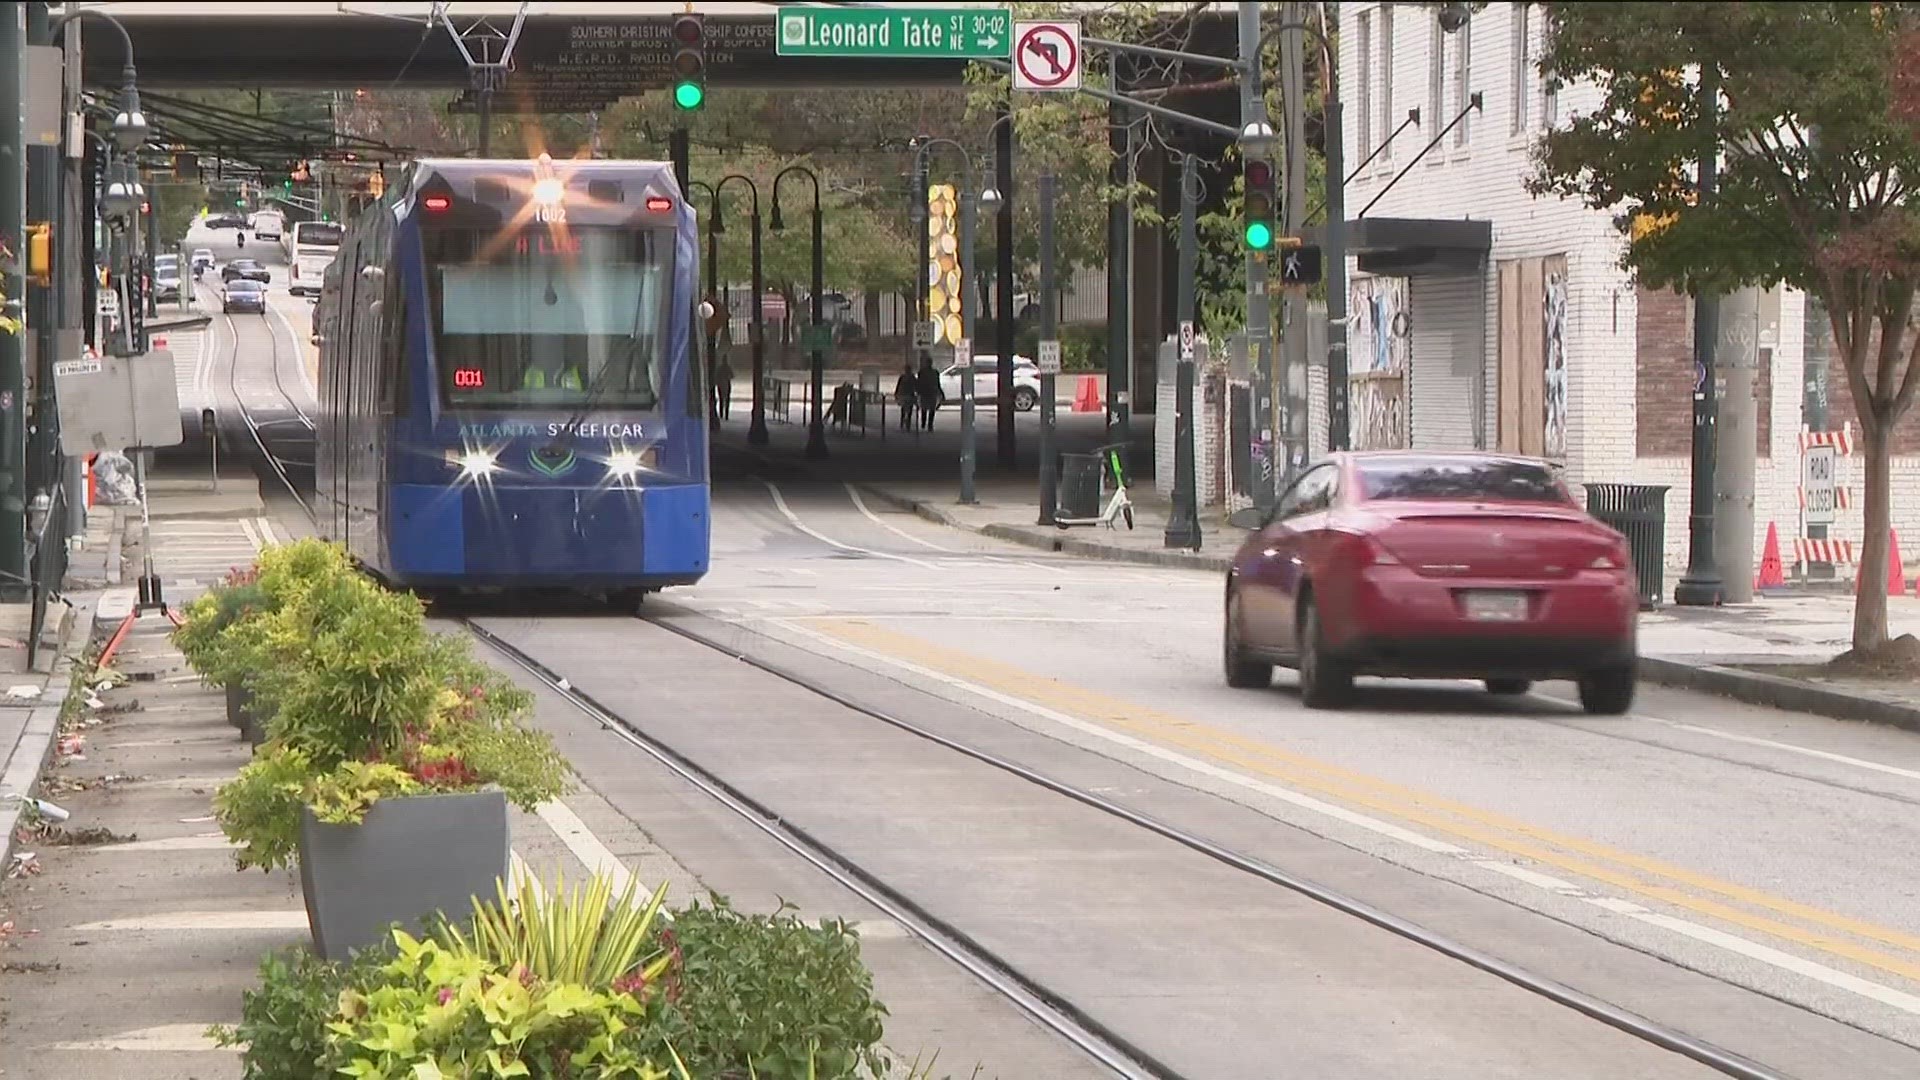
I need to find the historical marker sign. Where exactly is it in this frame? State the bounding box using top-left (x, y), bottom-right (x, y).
top-left (1013, 20), bottom-right (1081, 91)
top-left (776, 6), bottom-right (1011, 58)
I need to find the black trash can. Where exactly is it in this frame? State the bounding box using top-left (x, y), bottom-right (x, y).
top-left (1058, 452), bottom-right (1103, 519)
top-left (1583, 483), bottom-right (1671, 610)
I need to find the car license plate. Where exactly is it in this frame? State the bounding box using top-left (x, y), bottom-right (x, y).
top-left (1462, 590), bottom-right (1528, 622)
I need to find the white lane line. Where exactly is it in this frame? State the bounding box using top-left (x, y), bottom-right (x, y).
top-left (51, 1023), bottom-right (236, 1054)
top-left (70, 909), bottom-right (309, 932)
top-left (255, 516), bottom-right (280, 547)
top-left (1621, 908), bottom-right (1920, 1015)
top-left (1474, 860), bottom-right (1586, 895)
top-left (844, 482), bottom-right (961, 553)
top-left (1540, 692), bottom-right (1920, 784)
top-left (759, 479), bottom-right (938, 570)
top-left (533, 799), bottom-right (642, 903)
top-left (237, 518), bottom-right (260, 550)
top-left (766, 617), bottom-right (1467, 855)
top-left (767, 617), bottom-right (1920, 1017)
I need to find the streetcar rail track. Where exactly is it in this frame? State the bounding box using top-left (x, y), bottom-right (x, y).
top-left (469, 606), bottom-right (1797, 1080)
top-left (463, 615), bottom-right (1179, 1080)
top-left (208, 277), bottom-right (313, 518)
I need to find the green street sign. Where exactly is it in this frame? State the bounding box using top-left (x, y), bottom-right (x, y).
top-left (777, 6), bottom-right (1012, 58)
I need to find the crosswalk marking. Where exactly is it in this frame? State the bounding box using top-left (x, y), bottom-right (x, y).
top-left (146, 517), bottom-right (276, 597)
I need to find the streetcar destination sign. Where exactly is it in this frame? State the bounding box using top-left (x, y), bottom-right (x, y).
top-left (776, 6), bottom-right (1012, 58)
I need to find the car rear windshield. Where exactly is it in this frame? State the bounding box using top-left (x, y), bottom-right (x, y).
top-left (1355, 457), bottom-right (1571, 504)
top-left (227, 280), bottom-right (262, 293)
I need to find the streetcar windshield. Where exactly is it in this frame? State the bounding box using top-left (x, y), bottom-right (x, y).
top-left (425, 225), bottom-right (668, 410)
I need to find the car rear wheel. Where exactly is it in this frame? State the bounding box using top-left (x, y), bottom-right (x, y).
top-left (1577, 665), bottom-right (1635, 715)
top-left (1223, 591), bottom-right (1272, 689)
top-left (1485, 678), bottom-right (1532, 695)
top-left (1013, 386), bottom-right (1039, 411)
top-left (1297, 596), bottom-right (1354, 709)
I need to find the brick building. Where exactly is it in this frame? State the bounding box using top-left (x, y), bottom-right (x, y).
top-left (1334, 0), bottom-right (1920, 580)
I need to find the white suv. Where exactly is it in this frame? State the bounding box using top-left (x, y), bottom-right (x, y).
top-left (940, 355), bottom-right (1043, 411)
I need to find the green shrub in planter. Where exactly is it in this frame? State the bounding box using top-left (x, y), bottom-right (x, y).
top-left (213, 567), bottom-right (567, 872)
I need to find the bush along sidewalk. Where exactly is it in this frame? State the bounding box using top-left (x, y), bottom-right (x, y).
top-left (176, 540), bottom-right (950, 1078)
top-left (211, 872), bottom-right (905, 1079)
top-left (176, 538), bottom-right (568, 959)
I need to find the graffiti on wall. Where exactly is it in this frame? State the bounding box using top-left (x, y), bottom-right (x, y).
top-left (1544, 263), bottom-right (1568, 459)
top-left (1348, 276), bottom-right (1411, 449)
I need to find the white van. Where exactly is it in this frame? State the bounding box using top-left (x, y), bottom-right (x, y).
top-left (250, 209), bottom-right (285, 242)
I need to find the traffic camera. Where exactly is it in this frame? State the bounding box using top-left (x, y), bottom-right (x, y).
top-left (671, 14), bottom-right (707, 111)
top-left (1243, 157), bottom-right (1276, 253)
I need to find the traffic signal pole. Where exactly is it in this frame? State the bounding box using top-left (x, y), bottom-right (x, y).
top-left (0, 3), bottom-right (26, 595)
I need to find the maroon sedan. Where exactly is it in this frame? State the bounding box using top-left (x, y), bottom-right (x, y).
top-left (1223, 451), bottom-right (1639, 714)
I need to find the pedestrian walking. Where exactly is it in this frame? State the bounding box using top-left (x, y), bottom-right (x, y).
top-left (894, 362), bottom-right (917, 431)
top-left (915, 352), bottom-right (944, 431)
top-left (713, 354), bottom-right (734, 420)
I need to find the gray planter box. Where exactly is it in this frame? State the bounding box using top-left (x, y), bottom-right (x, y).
top-left (297, 790), bottom-right (509, 960)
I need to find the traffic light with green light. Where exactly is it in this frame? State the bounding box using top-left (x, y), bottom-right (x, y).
top-left (1243, 157), bottom-right (1277, 253)
top-left (671, 14), bottom-right (706, 110)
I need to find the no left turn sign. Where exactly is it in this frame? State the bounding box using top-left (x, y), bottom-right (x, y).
top-left (1014, 20), bottom-right (1082, 92)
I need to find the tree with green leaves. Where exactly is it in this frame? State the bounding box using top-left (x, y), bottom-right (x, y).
top-left (1532, 2), bottom-right (1920, 656)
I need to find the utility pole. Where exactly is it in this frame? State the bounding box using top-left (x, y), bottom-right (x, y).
top-left (1276, 2), bottom-right (1307, 487)
top-left (0, 2), bottom-right (27, 595)
top-left (1320, 5), bottom-right (1351, 453)
top-left (1715, 285), bottom-right (1761, 604)
top-left (958, 181), bottom-right (978, 504)
top-left (1104, 91), bottom-right (1131, 447)
top-left (993, 100), bottom-right (1016, 470)
top-left (1165, 156), bottom-right (1202, 550)
top-left (59, 13), bottom-right (83, 536)
top-left (1246, 3), bottom-right (1281, 511)
top-left (1674, 64), bottom-right (1724, 607)
top-left (26, 1), bottom-right (56, 543)
top-left (1037, 173), bottom-right (1058, 525)
top-left (1802, 296), bottom-right (1832, 579)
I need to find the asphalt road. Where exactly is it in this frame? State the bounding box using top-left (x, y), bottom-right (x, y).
top-left (571, 473), bottom-right (1920, 1077)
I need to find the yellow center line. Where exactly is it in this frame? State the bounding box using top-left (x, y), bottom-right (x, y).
top-left (810, 618), bottom-right (1920, 979)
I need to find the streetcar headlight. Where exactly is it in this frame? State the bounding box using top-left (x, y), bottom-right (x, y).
top-left (532, 177), bottom-right (564, 206)
top-left (455, 449), bottom-right (497, 478)
top-left (606, 448), bottom-right (645, 479)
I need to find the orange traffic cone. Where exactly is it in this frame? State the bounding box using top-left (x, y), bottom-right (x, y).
top-left (1072, 375), bottom-right (1100, 413)
top-left (1755, 522), bottom-right (1786, 590)
top-left (1890, 530), bottom-right (1908, 596)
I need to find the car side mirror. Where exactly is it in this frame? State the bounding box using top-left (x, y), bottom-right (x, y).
top-left (1227, 506), bottom-right (1267, 531)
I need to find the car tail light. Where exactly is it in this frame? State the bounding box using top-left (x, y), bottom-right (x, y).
top-left (1335, 530), bottom-right (1399, 567)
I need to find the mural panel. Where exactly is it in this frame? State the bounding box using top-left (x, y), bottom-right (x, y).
top-left (1544, 256), bottom-right (1568, 459)
top-left (1348, 276), bottom-right (1411, 450)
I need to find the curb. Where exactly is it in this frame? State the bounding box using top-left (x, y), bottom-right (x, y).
top-left (0, 600), bottom-right (91, 872)
top-left (1638, 656), bottom-right (1920, 733)
top-left (853, 484), bottom-right (1234, 573)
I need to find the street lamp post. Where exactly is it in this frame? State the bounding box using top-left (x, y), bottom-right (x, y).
top-left (714, 174), bottom-right (767, 446)
top-left (688, 179), bottom-right (720, 422)
top-left (910, 137), bottom-right (996, 507)
top-left (772, 165), bottom-right (828, 460)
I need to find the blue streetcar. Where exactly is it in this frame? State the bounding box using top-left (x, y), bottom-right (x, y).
top-left (313, 156), bottom-right (709, 604)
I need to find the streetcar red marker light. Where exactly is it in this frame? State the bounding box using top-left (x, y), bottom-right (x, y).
top-left (645, 196), bottom-right (674, 212)
top-left (424, 195), bottom-right (451, 211)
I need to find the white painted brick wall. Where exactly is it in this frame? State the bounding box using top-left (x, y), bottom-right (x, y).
top-left (1342, 1), bottom-right (1920, 588)
top-left (1153, 340), bottom-right (1225, 506)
